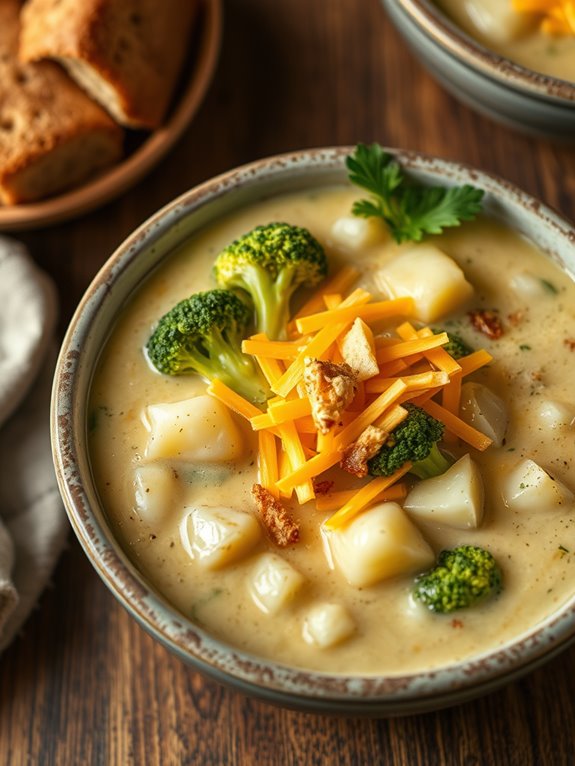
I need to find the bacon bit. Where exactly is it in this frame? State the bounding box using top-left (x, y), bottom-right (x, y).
top-left (507, 310), bottom-right (524, 327)
top-left (468, 309), bottom-right (504, 340)
top-left (451, 619), bottom-right (464, 629)
top-left (340, 424), bottom-right (387, 478)
top-left (251, 483), bottom-right (300, 547)
top-left (303, 358), bottom-right (357, 434)
top-left (313, 479), bottom-right (335, 495)
top-left (564, 338), bottom-right (575, 351)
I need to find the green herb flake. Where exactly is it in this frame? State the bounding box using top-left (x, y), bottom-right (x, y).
top-left (88, 405), bottom-right (111, 433)
top-left (190, 588), bottom-right (224, 623)
top-left (519, 344), bottom-right (532, 351)
top-left (346, 143), bottom-right (484, 244)
top-left (540, 278), bottom-right (559, 295)
top-left (558, 545), bottom-right (570, 555)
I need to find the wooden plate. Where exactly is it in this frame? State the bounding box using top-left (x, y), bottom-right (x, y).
top-left (0, 0), bottom-right (222, 231)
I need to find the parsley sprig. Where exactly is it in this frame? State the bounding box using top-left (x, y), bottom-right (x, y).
top-left (346, 143), bottom-right (484, 244)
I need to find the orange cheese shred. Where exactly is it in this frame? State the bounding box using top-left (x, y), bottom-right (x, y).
top-left (421, 399), bottom-right (493, 451)
top-left (375, 333), bottom-right (449, 364)
top-left (258, 431), bottom-right (279, 498)
top-left (315, 482), bottom-right (408, 513)
top-left (292, 265), bottom-right (360, 320)
top-left (296, 297), bottom-right (415, 335)
top-left (272, 289), bottom-right (372, 398)
top-left (323, 464), bottom-right (413, 530)
top-left (207, 379), bottom-right (262, 421)
top-left (275, 379), bottom-right (408, 492)
top-left (278, 421), bottom-right (315, 504)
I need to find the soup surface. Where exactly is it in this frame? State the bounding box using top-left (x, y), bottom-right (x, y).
top-left (438, 0), bottom-right (575, 82)
top-left (89, 185), bottom-right (575, 675)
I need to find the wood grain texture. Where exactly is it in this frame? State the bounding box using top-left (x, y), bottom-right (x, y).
top-left (1, 0), bottom-right (575, 764)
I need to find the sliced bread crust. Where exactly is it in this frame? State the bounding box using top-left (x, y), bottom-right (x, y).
top-left (0, 0), bottom-right (123, 205)
top-left (20, 0), bottom-right (199, 129)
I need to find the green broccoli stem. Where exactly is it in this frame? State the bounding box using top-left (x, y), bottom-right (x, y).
top-left (229, 265), bottom-right (296, 341)
top-left (410, 443), bottom-right (452, 480)
top-left (208, 331), bottom-right (270, 405)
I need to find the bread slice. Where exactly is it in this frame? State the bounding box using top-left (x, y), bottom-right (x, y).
top-left (20, 0), bottom-right (199, 129)
top-left (0, 0), bottom-right (123, 205)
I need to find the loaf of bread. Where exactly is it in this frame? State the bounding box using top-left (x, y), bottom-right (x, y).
top-left (20, 0), bottom-right (199, 130)
top-left (0, 0), bottom-right (123, 205)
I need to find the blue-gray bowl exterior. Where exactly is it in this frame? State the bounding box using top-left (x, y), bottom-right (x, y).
top-left (381, 0), bottom-right (575, 141)
top-left (51, 148), bottom-right (575, 715)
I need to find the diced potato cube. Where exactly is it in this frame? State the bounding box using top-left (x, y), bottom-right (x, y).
top-left (330, 216), bottom-right (383, 250)
top-left (180, 506), bottom-right (261, 569)
top-left (404, 454), bottom-right (484, 529)
top-left (340, 318), bottom-right (379, 381)
top-left (303, 603), bottom-right (355, 648)
top-left (133, 463), bottom-right (179, 524)
top-left (144, 395), bottom-right (244, 462)
top-left (375, 245), bottom-right (473, 323)
top-left (248, 553), bottom-right (305, 615)
top-left (501, 459), bottom-right (574, 513)
top-left (537, 400), bottom-right (575, 430)
top-left (460, 382), bottom-right (508, 447)
top-left (509, 272), bottom-right (554, 298)
top-left (323, 502), bottom-right (435, 588)
top-left (447, 0), bottom-right (535, 44)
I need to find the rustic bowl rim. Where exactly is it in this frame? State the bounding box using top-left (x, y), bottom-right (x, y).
top-left (51, 146), bottom-right (575, 713)
top-left (392, 0), bottom-right (575, 104)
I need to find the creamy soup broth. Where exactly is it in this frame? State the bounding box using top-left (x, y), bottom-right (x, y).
top-left (89, 186), bottom-right (575, 675)
top-left (438, 0), bottom-right (575, 82)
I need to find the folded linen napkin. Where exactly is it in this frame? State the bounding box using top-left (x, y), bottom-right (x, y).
top-left (0, 236), bottom-right (68, 652)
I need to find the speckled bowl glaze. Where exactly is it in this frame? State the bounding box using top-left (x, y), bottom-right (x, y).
top-left (381, 0), bottom-right (575, 140)
top-left (51, 148), bottom-right (575, 715)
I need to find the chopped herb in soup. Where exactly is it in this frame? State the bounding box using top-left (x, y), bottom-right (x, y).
top-left (89, 149), bottom-right (575, 675)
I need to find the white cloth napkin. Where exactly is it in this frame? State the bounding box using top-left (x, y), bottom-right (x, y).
top-left (0, 236), bottom-right (68, 652)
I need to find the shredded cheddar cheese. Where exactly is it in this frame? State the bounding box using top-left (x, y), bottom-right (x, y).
top-left (512, 0), bottom-right (575, 35)
top-left (208, 278), bottom-right (494, 531)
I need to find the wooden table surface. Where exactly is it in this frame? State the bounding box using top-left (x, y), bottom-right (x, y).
top-left (2, 0), bottom-right (575, 763)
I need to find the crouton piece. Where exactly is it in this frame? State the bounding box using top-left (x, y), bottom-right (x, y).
top-left (340, 318), bottom-right (379, 382)
top-left (303, 358), bottom-right (357, 434)
top-left (340, 424), bottom-right (387, 478)
top-left (252, 483), bottom-right (300, 547)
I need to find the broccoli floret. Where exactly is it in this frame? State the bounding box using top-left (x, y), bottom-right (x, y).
top-left (413, 545), bottom-right (503, 613)
top-left (212, 222), bottom-right (328, 340)
top-left (433, 328), bottom-right (473, 360)
top-left (367, 403), bottom-right (451, 480)
top-left (146, 289), bottom-right (270, 405)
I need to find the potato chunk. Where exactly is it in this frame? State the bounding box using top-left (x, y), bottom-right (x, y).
top-left (302, 603), bottom-right (355, 648)
top-left (446, 0), bottom-right (535, 44)
top-left (502, 459), bottom-right (574, 513)
top-left (404, 454), bottom-right (484, 529)
top-left (133, 463), bottom-right (179, 524)
top-left (340, 318), bottom-right (379, 382)
top-left (509, 272), bottom-right (555, 298)
top-left (144, 395), bottom-right (244, 462)
top-left (537, 400), bottom-right (575, 430)
top-left (248, 553), bottom-right (305, 615)
top-left (180, 506), bottom-right (261, 569)
top-left (375, 245), bottom-right (473, 323)
top-left (330, 215), bottom-right (383, 250)
top-left (324, 502), bottom-right (435, 588)
top-left (460, 382), bottom-right (508, 448)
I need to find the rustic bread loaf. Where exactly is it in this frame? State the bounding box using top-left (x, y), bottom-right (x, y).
top-left (20, 0), bottom-right (199, 130)
top-left (0, 0), bottom-right (123, 205)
